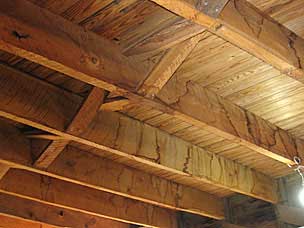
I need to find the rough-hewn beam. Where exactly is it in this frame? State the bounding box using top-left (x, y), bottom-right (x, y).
top-left (150, 0), bottom-right (304, 82)
top-left (158, 76), bottom-right (304, 165)
top-left (100, 97), bottom-right (131, 112)
top-left (0, 64), bottom-right (277, 203)
top-left (35, 87), bottom-right (106, 168)
top-left (0, 0), bottom-right (144, 93)
top-left (0, 0), bottom-right (301, 166)
top-left (0, 193), bottom-right (129, 228)
top-left (137, 33), bottom-right (205, 98)
top-left (0, 169), bottom-right (177, 227)
top-left (0, 120), bottom-right (224, 219)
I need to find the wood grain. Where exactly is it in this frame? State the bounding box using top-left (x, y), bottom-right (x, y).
top-left (150, 0), bottom-right (304, 82)
top-left (0, 169), bottom-right (177, 228)
top-left (0, 65), bottom-right (277, 202)
top-left (137, 32), bottom-right (206, 98)
top-left (0, 120), bottom-right (224, 219)
top-left (34, 87), bottom-right (106, 168)
top-left (158, 75), bottom-right (304, 165)
top-left (0, 193), bottom-right (129, 228)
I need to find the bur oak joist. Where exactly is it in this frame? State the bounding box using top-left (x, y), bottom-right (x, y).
top-left (0, 121), bottom-right (224, 220)
top-left (0, 168), bottom-right (178, 227)
top-left (0, 1), bottom-right (301, 167)
top-left (150, 0), bottom-right (304, 82)
top-left (0, 63), bottom-right (276, 203)
top-left (0, 193), bottom-right (129, 228)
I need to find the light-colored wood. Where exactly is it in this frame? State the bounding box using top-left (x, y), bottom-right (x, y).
top-left (0, 164), bottom-right (10, 180)
top-left (0, 193), bottom-right (129, 228)
top-left (0, 64), bottom-right (277, 202)
top-left (0, 0), bottom-right (301, 167)
top-left (34, 87), bottom-right (106, 168)
top-left (0, 0), bottom-right (144, 93)
top-left (0, 169), bottom-right (177, 228)
top-left (158, 75), bottom-right (304, 165)
top-left (137, 32), bottom-right (206, 97)
top-left (150, 0), bottom-right (304, 82)
top-left (100, 98), bottom-right (131, 112)
top-left (0, 120), bottom-right (224, 219)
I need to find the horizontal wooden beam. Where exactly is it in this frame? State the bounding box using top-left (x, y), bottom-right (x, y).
top-left (0, 169), bottom-right (177, 227)
top-left (34, 87), bottom-right (106, 168)
top-left (0, 215), bottom-right (56, 228)
top-left (150, 0), bottom-right (304, 82)
top-left (0, 192), bottom-right (129, 228)
top-left (0, 64), bottom-right (277, 203)
top-left (0, 119), bottom-right (224, 219)
top-left (0, 0), bottom-right (301, 167)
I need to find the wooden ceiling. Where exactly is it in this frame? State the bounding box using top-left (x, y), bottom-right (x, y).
top-left (0, 0), bottom-right (304, 227)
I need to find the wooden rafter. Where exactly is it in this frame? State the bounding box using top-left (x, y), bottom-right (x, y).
top-left (0, 119), bottom-right (224, 219)
top-left (0, 64), bottom-right (277, 202)
top-left (0, 0), bottom-right (301, 167)
top-left (0, 169), bottom-right (177, 227)
top-left (34, 87), bottom-right (106, 168)
top-left (150, 0), bottom-right (304, 82)
top-left (0, 193), bottom-right (129, 228)
top-left (137, 32), bottom-right (206, 97)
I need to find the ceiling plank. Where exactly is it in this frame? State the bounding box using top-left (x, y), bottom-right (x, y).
top-left (0, 0), bottom-right (301, 167)
top-left (137, 32), bottom-right (206, 98)
top-left (34, 87), bottom-right (106, 168)
top-left (157, 76), bottom-right (304, 165)
top-left (0, 193), bottom-right (129, 228)
top-left (149, 0), bottom-right (304, 82)
top-left (0, 119), bottom-right (224, 219)
top-left (0, 169), bottom-right (177, 228)
top-left (0, 64), bottom-right (277, 203)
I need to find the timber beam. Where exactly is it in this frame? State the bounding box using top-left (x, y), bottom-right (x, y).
top-left (0, 0), bottom-right (302, 167)
top-left (0, 64), bottom-right (277, 203)
top-left (0, 169), bottom-right (177, 227)
top-left (0, 193), bottom-right (129, 228)
top-left (150, 0), bottom-right (304, 82)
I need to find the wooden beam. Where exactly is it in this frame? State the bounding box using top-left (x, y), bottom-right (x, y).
top-left (0, 214), bottom-right (57, 228)
top-left (0, 64), bottom-right (277, 203)
top-left (0, 169), bottom-right (177, 227)
top-left (0, 193), bottom-right (129, 228)
top-left (137, 33), bottom-right (205, 98)
top-left (34, 87), bottom-right (106, 168)
top-left (157, 76), bottom-right (304, 165)
top-left (0, 0), bottom-right (301, 166)
top-left (100, 97), bottom-right (131, 112)
top-left (0, 120), bottom-right (224, 219)
top-left (0, 163), bottom-right (10, 180)
top-left (149, 0), bottom-right (304, 82)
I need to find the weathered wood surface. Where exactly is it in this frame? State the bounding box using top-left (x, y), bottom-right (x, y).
top-left (0, 163), bottom-right (10, 180)
top-left (0, 120), bottom-right (224, 219)
top-left (0, 169), bottom-right (177, 227)
top-left (0, 0), bottom-right (302, 167)
top-left (158, 76), bottom-right (304, 165)
top-left (35, 87), bottom-right (105, 168)
top-left (0, 214), bottom-right (57, 228)
top-left (150, 0), bottom-right (304, 82)
top-left (0, 193), bottom-right (129, 228)
top-left (0, 64), bottom-right (277, 202)
top-left (137, 33), bottom-right (206, 97)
